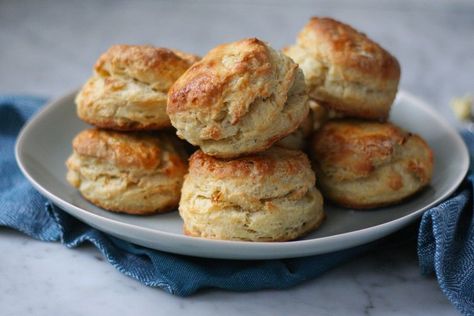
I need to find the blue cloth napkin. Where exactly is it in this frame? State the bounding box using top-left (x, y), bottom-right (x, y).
top-left (1, 96), bottom-right (473, 314)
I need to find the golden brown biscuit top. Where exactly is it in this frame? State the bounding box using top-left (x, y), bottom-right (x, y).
top-left (312, 120), bottom-right (415, 180)
top-left (167, 38), bottom-right (298, 123)
top-left (72, 129), bottom-right (185, 171)
top-left (295, 17), bottom-right (400, 80)
top-left (170, 49), bottom-right (201, 65)
top-left (188, 147), bottom-right (311, 180)
top-left (94, 45), bottom-right (199, 92)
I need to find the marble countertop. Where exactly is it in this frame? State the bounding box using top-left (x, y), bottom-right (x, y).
top-left (1, 0), bottom-right (473, 315)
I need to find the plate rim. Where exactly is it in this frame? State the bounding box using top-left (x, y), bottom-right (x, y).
top-left (14, 90), bottom-right (470, 259)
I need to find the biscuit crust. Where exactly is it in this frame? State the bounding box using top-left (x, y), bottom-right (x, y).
top-left (66, 129), bottom-right (188, 214)
top-left (179, 148), bottom-right (325, 241)
top-left (168, 38), bottom-right (309, 158)
top-left (311, 120), bottom-right (434, 209)
top-left (284, 17), bottom-right (400, 120)
top-left (276, 112), bottom-right (313, 150)
top-left (76, 45), bottom-right (199, 130)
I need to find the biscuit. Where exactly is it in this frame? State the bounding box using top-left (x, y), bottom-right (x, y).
top-left (170, 49), bottom-right (201, 65)
top-left (276, 112), bottom-right (312, 150)
top-left (167, 38), bottom-right (309, 158)
top-left (66, 128), bottom-right (187, 214)
top-left (308, 99), bottom-right (344, 131)
top-left (311, 120), bottom-right (433, 209)
top-left (179, 147), bottom-right (325, 241)
top-left (284, 17), bottom-right (400, 120)
top-left (76, 45), bottom-right (199, 131)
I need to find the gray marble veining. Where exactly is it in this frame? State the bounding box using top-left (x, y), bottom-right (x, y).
top-left (2, 0), bottom-right (472, 315)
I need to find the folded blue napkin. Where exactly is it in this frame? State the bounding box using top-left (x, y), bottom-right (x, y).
top-left (1, 96), bottom-right (473, 314)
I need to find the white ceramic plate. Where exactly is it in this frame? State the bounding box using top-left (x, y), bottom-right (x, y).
top-left (15, 90), bottom-right (469, 260)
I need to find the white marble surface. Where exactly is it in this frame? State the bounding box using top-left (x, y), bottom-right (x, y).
top-left (1, 0), bottom-right (473, 315)
top-left (0, 228), bottom-right (454, 316)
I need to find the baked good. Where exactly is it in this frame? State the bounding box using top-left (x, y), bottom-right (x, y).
top-left (308, 99), bottom-right (343, 131)
top-left (284, 17), bottom-right (400, 120)
top-left (167, 38), bottom-right (309, 158)
top-left (276, 112), bottom-right (312, 150)
top-left (66, 128), bottom-right (187, 214)
top-left (311, 120), bottom-right (433, 209)
top-left (179, 147), bottom-right (325, 241)
top-left (170, 49), bottom-right (201, 65)
top-left (76, 45), bottom-right (199, 130)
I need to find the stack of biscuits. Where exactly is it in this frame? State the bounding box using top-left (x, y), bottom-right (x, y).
top-left (168, 38), bottom-right (325, 241)
top-left (284, 17), bottom-right (433, 208)
top-left (66, 45), bottom-right (198, 214)
top-left (66, 17), bottom-right (434, 242)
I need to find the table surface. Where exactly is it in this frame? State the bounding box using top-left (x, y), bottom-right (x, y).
top-left (1, 0), bottom-right (473, 315)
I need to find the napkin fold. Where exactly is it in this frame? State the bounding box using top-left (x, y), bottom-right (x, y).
top-left (1, 96), bottom-right (473, 314)
top-left (418, 171), bottom-right (474, 315)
